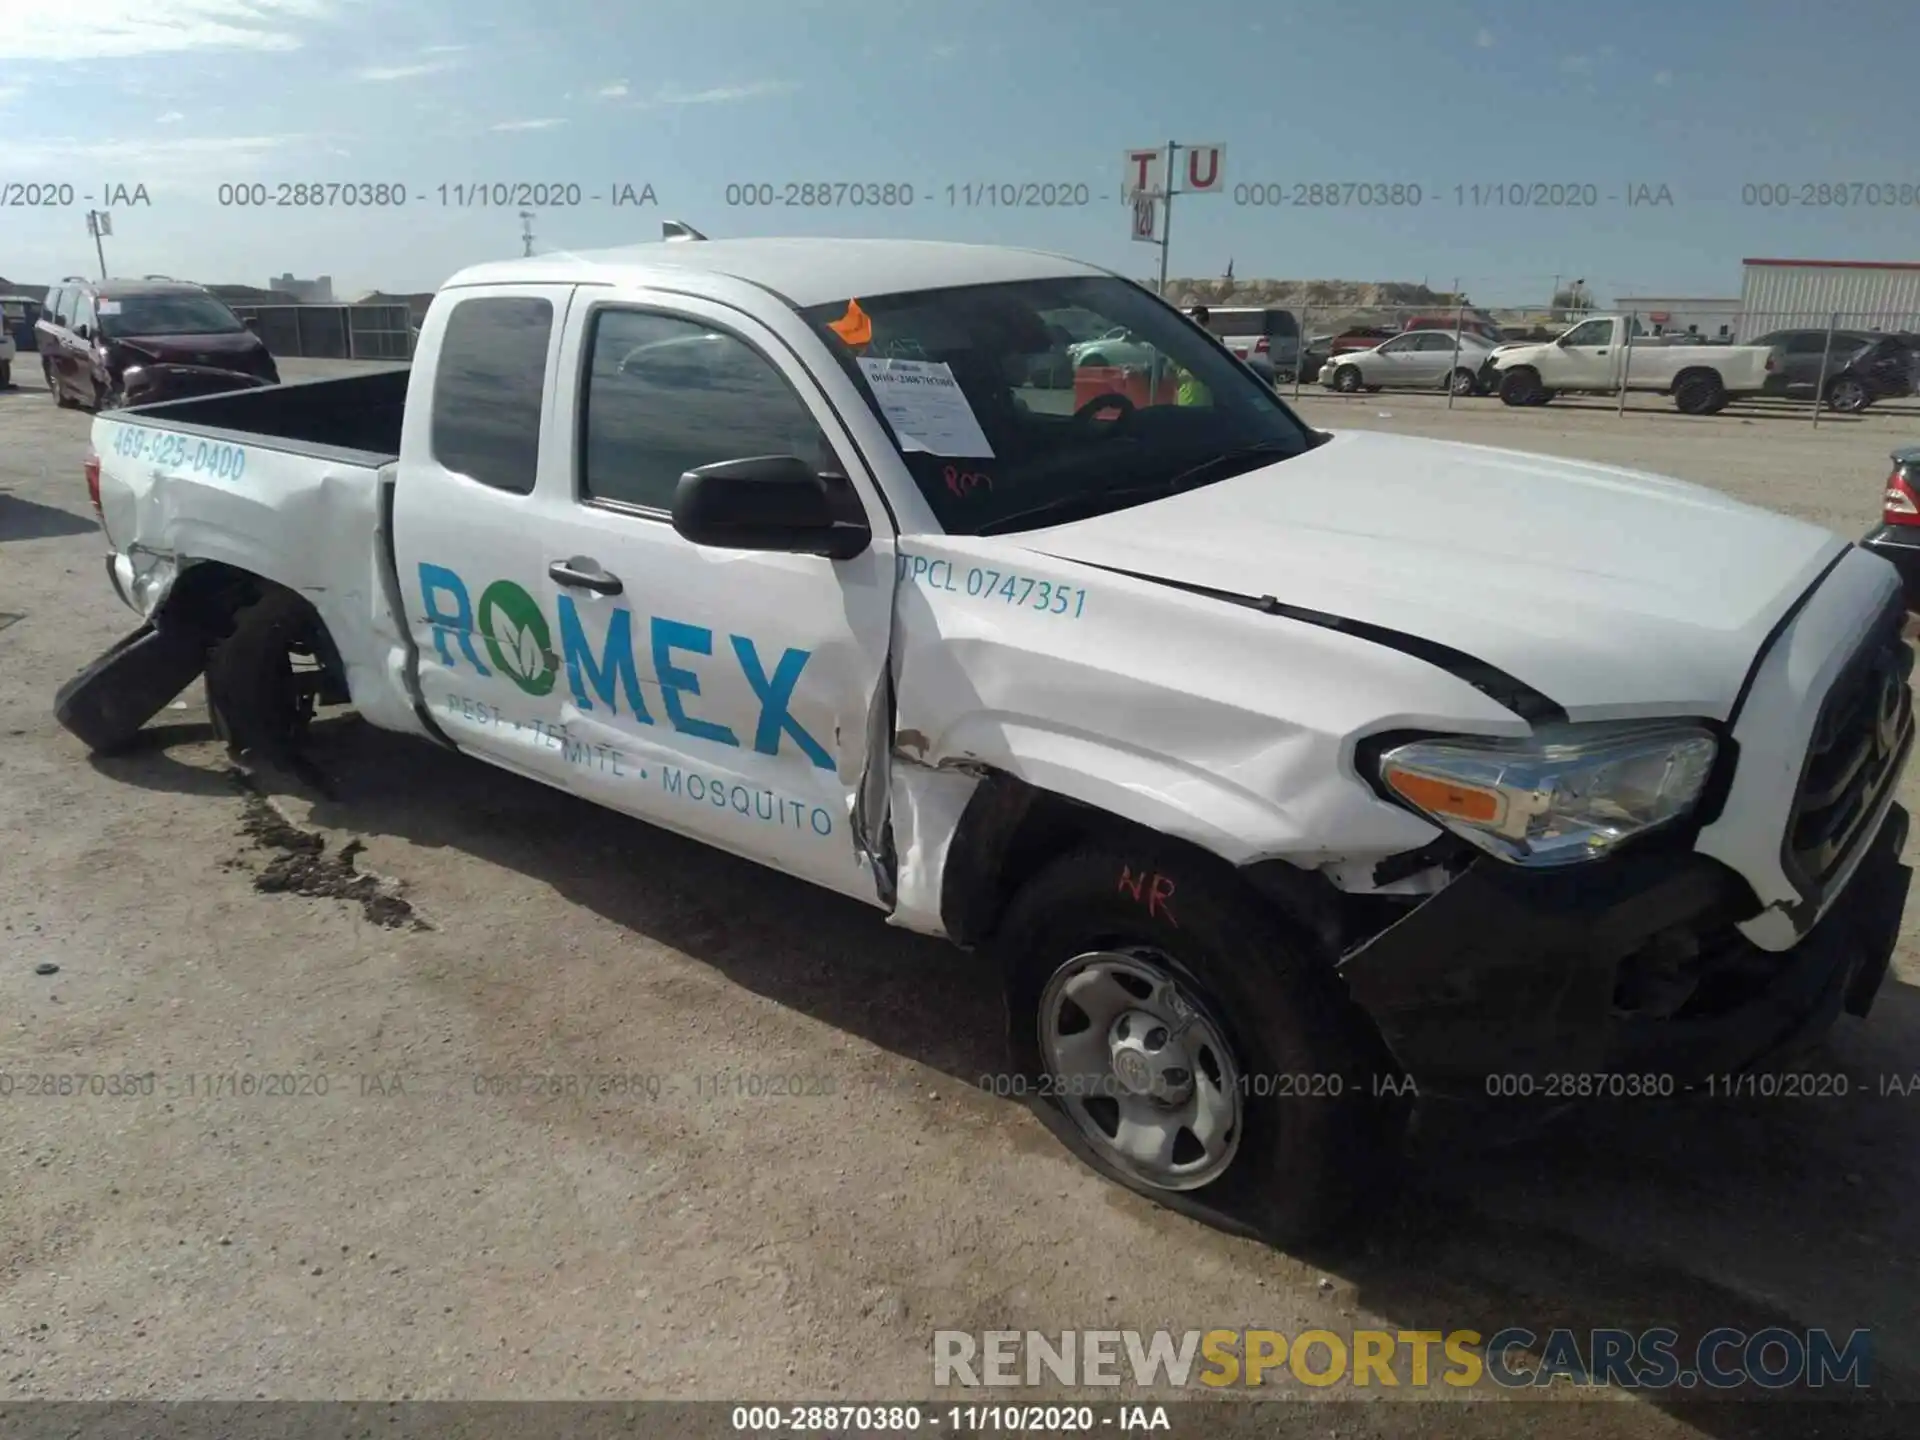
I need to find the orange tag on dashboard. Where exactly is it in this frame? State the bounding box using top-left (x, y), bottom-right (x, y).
top-left (828, 298), bottom-right (872, 348)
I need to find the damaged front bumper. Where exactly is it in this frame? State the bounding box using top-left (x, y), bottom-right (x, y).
top-left (121, 363), bottom-right (271, 407)
top-left (1336, 804), bottom-right (1911, 1099)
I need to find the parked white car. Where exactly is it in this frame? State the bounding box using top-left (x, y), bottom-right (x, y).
top-left (1489, 315), bottom-right (1776, 413)
top-left (1320, 331), bottom-right (1500, 396)
top-left (58, 234), bottom-right (1916, 1246)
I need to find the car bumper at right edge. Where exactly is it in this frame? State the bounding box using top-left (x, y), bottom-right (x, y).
top-left (1338, 545), bottom-right (1915, 1099)
top-left (1337, 803), bottom-right (1909, 1098)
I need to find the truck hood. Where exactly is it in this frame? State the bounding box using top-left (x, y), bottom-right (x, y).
top-left (1011, 429), bottom-right (1849, 720)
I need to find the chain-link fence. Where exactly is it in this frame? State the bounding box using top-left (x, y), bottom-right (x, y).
top-left (1175, 300), bottom-right (1920, 425)
top-left (224, 303), bottom-right (415, 361)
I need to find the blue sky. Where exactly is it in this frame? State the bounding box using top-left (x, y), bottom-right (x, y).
top-left (2, 0), bottom-right (1916, 302)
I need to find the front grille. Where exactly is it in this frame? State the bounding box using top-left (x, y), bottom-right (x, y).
top-left (1784, 597), bottom-right (1913, 897)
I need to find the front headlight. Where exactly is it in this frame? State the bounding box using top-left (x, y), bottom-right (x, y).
top-left (1378, 722), bottom-right (1718, 866)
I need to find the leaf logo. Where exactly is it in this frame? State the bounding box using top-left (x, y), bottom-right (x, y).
top-left (476, 580), bottom-right (556, 697)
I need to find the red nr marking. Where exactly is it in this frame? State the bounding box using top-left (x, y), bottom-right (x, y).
top-left (943, 463), bottom-right (993, 498)
top-left (1118, 865), bottom-right (1178, 926)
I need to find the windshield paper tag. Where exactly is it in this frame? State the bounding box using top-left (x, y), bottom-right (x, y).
top-left (856, 357), bottom-right (995, 459)
top-left (97, 301), bottom-right (122, 315)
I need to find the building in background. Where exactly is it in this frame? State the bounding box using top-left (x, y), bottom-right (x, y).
top-left (271, 272), bottom-right (334, 303)
top-left (1737, 259), bottom-right (1920, 340)
top-left (1615, 296), bottom-right (1743, 340)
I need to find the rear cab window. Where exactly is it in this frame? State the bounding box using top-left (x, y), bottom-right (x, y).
top-left (430, 295), bottom-right (554, 495)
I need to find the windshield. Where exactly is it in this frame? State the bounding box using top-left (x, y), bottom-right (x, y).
top-left (99, 293), bottom-right (246, 338)
top-left (800, 275), bottom-right (1314, 536)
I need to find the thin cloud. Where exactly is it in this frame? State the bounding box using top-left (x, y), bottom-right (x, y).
top-left (156, 110), bottom-right (185, 122)
top-left (490, 117), bottom-right (566, 131)
top-left (595, 80), bottom-right (629, 98)
top-left (1474, 28), bottom-right (1494, 48)
top-left (0, 132), bottom-right (306, 179)
top-left (1653, 69), bottom-right (1672, 86)
top-left (1560, 54), bottom-right (1591, 73)
top-left (634, 79), bottom-right (798, 107)
top-left (0, 0), bottom-right (334, 61)
top-left (420, 43), bottom-right (467, 54)
top-left (356, 57), bottom-right (459, 81)
top-left (0, 86), bottom-right (23, 103)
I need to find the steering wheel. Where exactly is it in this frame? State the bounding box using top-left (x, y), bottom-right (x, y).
top-left (1072, 391), bottom-right (1136, 434)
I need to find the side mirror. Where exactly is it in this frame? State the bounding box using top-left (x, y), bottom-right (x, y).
top-left (242, 316), bottom-right (259, 332)
top-left (671, 455), bottom-right (871, 560)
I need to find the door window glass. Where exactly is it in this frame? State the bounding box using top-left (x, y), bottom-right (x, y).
top-left (581, 310), bottom-right (838, 512)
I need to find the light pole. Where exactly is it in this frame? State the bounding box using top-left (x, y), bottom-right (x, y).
top-left (519, 210), bottom-right (535, 257)
top-left (87, 210), bottom-right (111, 278)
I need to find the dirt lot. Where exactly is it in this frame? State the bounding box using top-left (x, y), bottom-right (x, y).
top-left (2, 360), bottom-right (1918, 1436)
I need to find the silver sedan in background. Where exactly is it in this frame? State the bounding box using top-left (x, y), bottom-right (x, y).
top-left (1320, 330), bottom-right (1501, 395)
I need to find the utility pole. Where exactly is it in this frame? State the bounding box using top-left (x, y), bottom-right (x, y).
top-left (519, 209), bottom-right (536, 257)
top-left (1156, 139), bottom-right (1178, 298)
top-left (86, 210), bottom-right (111, 278)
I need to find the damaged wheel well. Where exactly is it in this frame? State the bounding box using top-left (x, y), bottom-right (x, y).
top-left (151, 562), bottom-right (347, 696)
top-left (937, 770), bottom-right (1404, 959)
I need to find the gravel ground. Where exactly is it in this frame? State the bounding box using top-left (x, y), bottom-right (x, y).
top-left (2, 358), bottom-right (1918, 1436)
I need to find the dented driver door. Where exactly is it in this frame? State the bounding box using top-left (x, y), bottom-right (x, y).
top-left (517, 290), bottom-right (897, 904)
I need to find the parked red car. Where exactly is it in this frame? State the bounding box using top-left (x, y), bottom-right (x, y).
top-left (1402, 312), bottom-right (1504, 343)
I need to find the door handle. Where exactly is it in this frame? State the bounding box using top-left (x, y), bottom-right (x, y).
top-left (548, 558), bottom-right (624, 595)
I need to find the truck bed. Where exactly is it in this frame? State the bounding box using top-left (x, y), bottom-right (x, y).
top-left (123, 366), bottom-right (410, 464)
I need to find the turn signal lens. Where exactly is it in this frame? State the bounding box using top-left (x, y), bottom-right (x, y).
top-left (1383, 768), bottom-right (1505, 825)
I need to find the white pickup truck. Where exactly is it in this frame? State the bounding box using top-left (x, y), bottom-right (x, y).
top-left (60, 233), bottom-right (1914, 1244)
top-left (1490, 314), bottom-right (1777, 413)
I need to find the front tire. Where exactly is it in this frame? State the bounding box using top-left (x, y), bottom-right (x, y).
top-left (1448, 367), bottom-right (1478, 396)
top-left (1498, 367), bottom-right (1542, 406)
top-left (998, 844), bottom-right (1408, 1245)
top-left (1331, 364), bottom-right (1363, 393)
